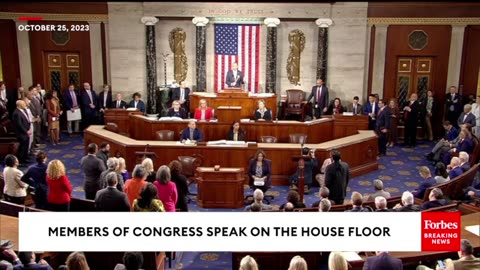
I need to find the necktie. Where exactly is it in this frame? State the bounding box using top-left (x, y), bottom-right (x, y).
top-left (22, 109), bottom-right (30, 122)
top-left (190, 129), bottom-right (194, 140)
top-left (463, 113), bottom-right (468, 123)
top-left (354, 105), bottom-right (357, 114)
top-left (87, 90), bottom-right (93, 104)
top-left (317, 87), bottom-right (321, 103)
top-left (71, 91), bottom-right (77, 107)
top-left (117, 101), bottom-right (120, 108)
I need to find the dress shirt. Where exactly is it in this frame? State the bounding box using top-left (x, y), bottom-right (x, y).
top-left (134, 101), bottom-right (138, 109)
top-left (86, 90), bottom-right (93, 104)
top-left (103, 92), bottom-right (108, 107)
top-left (116, 100), bottom-right (121, 108)
top-left (353, 104), bottom-right (358, 114)
top-left (234, 132), bottom-right (238, 141)
top-left (70, 90), bottom-right (78, 107)
top-left (201, 110), bottom-right (206, 120)
top-left (371, 103), bottom-right (375, 115)
top-left (316, 86), bottom-right (322, 102)
top-left (0, 89), bottom-right (6, 101)
top-left (463, 113), bottom-right (470, 123)
top-left (189, 129), bottom-right (194, 140)
top-left (180, 88), bottom-right (185, 101)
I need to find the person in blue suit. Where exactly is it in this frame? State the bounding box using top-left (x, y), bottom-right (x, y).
top-left (80, 82), bottom-right (98, 129)
top-left (128, 92), bottom-right (146, 113)
top-left (413, 166), bottom-right (436, 199)
top-left (180, 120), bottom-right (203, 143)
top-left (63, 84), bottom-right (81, 134)
top-left (363, 94), bottom-right (379, 130)
top-left (376, 99), bottom-right (390, 156)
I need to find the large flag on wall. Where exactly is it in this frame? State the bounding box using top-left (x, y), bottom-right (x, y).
top-left (214, 24), bottom-right (260, 93)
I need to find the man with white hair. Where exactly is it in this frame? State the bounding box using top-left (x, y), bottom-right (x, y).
top-left (458, 151), bottom-right (471, 172)
top-left (374, 196), bottom-right (389, 212)
top-left (393, 191), bottom-right (420, 212)
top-left (366, 179), bottom-right (391, 201)
top-left (318, 198), bottom-right (331, 212)
top-left (244, 189), bottom-right (273, 211)
top-left (449, 157), bottom-right (463, 180)
top-left (99, 157), bottom-right (125, 191)
top-left (457, 104), bottom-right (476, 127)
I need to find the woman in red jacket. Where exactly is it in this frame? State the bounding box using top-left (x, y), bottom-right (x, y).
top-left (194, 99), bottom-right (214, 121)
top-left (47, 159), bottom-right (73, 211)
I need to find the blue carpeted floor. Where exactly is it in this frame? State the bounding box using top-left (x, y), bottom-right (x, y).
top-left (2, 133), bottom-right (435, 270)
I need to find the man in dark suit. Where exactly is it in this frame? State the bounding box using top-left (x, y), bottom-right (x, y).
top-left (112, 93), bottom-right (127, 109)
top-left (95, 172), bottom-right (130, 212)
top-left (180, 120), bottom-right (204, 143)
top-left (225, 62), bottom-right (244, 88)
top-left (421, 188), bottom-right (447, 210)
top-left (346, 192), bottom-right (370, 212)
top-left (97, 84), bottom-right (112, 124)
top-left (81, 82), bottom-right (98, 129)
top-left (449, 157), bottom-right (463, 180)
top-left (325, 150), bottom-right (350, 205)
top-left (363, 94), bottom-right (379, 130)
top-left (80, 143), bottom-right (107, 200)
top-left (171, 81), bottom-right (191, 111)
top-left (457, 104), bottom-right (476, 127)
top-left (347, 96), bottom-right (363, 115)
top-left (393, 191), bottom-right (421, 212)
top-left (446, 86), bottom-right (462, 128)
top-left (12, 100), bottom-right (32, 164)
top-left (17, 251), bottom-right (53, 270)
top-left (64, 84), bottom-right (81, 135)
top-left (128, 92), bottom-right (146, 113)
top-left (374, 196), bottom-right (390, 212)
top-left (307, 79), bottom-right (329, 119)
top-left (27, 86), bottom-right (44, 146)
top-left (376, 99), bottom-right (390, 156)
top-left (403, 93), bottom-right (419, 147)
top-left (413, 166), bottom-right (436, 199)
top-left (362, 251), bottom-right (402, 270)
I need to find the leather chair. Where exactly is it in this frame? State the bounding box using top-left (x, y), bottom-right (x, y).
top-left (104, 122), bottom-right (119, 133)
top-left (289, 133), bottom-right (308, 144)
top-left (155, 130), bottom-right (175, 141)
top-left (284, 89), bottom-right (306, 121)
top-left (178, 154), bottom-right (204, 203)
top-left (260, 136), bottom-right (277, 143)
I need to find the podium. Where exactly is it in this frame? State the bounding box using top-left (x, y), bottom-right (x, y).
top-left (217, 88), bottom-right (248, 98)
top-left (196, 167), bottom-right (244, 208)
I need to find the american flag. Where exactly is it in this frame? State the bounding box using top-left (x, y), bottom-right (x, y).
top-left (214, 24), bottom-right (260, 93)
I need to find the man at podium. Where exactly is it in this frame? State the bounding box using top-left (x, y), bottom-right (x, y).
top-left (225, 62), bottom-right (244, 88)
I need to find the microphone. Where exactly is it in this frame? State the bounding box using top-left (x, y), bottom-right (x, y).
top-left (143, 144), bottom-right (149, 159)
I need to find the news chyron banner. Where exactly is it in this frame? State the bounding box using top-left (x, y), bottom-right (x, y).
top-left (19, 212), bottom-right (461, 252)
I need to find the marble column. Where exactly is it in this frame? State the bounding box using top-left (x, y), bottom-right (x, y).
top-left (141, 16), bottom-right (159, 114)
top-left (89, 21), bottom-right (104, 90)
top-left (315, 18), bottom-right (332, 82)
top-left (15, 20), bottom-right (33, 86)
top-left (371, 24), bottom-right (388, 96)
top-left (264, 18), bottom-right (280, 94)
top-left (193, 17), bottom-right (209, 92)
top-left (447, 25), bottom-right (466, 90)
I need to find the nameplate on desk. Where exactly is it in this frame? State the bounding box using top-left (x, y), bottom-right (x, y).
top-left (342, 112), bottom-right (354, 116)
top-left (126, 108), bottom-right (138, 111)
top-left (207, 140), bottom-right (247, 147)
top-left (158, 116), bottom-right (184, 121)
top-left (217, 106), bottom-right (242, 110)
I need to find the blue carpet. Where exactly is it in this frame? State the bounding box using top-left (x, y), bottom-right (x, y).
top-left (2, 133), bottom-right (435, 269)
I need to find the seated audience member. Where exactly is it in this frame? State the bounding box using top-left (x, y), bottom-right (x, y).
top-left (194, 99), bottom-right (214, 121)
top-left (347, 96), bottom-right (363, 115)
top-left (46, 160), bottom-right (73, 212)
top-left (375, 196), bottom-right (389, 212)
top-left (457, 104), bottom-right (476, 127)
top-left (448, 157), bottom-right (463, 180)
top-left (459, 151), bottom-right (471, 172)
top-left (254, 99), bottom-right (272, 121)
top-left (96, 142), bottom-right (109, 168)
top-left (288, 255), bottom-right (307, 270)
top-left (328, 252), bottom-right (348, 270)
top-left (168, 160), bottom-right (189, 212)
top-left (425, 120), bottom-right (458, 161)
top-left (3, 154), bottom-right (28, 205)
top-left (133, 182), bottom-right (165, 212)
top-left (117, 157), bottom-right (130, 182)
top-left (63, 252), bottom-right (90, 270)
top-left (95, 172), bottom-right (130, 212)
top-left (20, 151), bottom-right (48, 209)
top-left (318, 198), bottom-right (332, 212)
top-left (180, 120), bottom-right (204, 143)
top-left (393, 191), bottom-right (420, 212)
top-left (421, 188), bottom-right (447, 210)
top-left (325, 150), bottom-right (350, 205)
top-left (154, 165), bottom-right (177, 212)
top-left (434, 162), bottom-right (450, 184)
top-left (249, 203), bottom-right (262, 212)
top-left (248, 149), bottom-right (272, 193)
top-left (239, 255), bottom-right (258, 270)
top-left (128, 92), bottom-right (146, 113)
top-left (112, 93), bottom-right (127, 109)
top-left (16, 251), bottom-right (53, 270)
top-left (311, 186), bottom-right (335, 208)
top-left (465, 186), bottom-right (480, 199)
top-left (442, 129), bottom-right (474, 165)
top-left (114, 252), bottom-right (145, 270)
top-left (167, 100), bottom-right (187, 119)
top-left (416, 239), bottom-right (480, 270)
top-left (346, 192), bottom-right (370, 212)
top-left (365, 179), bottom-right (391, 201)
top-left (141, 158), bottom-right (156, 183)
top-left (227, 121), bottom-right (246, 141)
top-left (244, 189), bottom-right (273, 211)
top-left (124, 165), bottom-right (148, 207)
top-left (99, 157), bottom-right (125, 191)
top-left (413, 166), bottom-right (436, 199)
top-left (316, 156), bottom-right (333, 187)
top-left (362, 251), bottom-right (402, 270)
top-left (0, 248), bottom-right (21, 269)
top-left (326, 98), bottom-right (345, 115)
top-left (283, 202), bottom-right (294, 212)
top-left (280, 190), bottom-right (306, 210)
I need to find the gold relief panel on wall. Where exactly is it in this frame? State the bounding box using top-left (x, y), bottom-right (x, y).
top-left (286, 29), bottom-right (305, 86)
top-left (48, 54), bottom-right (61, 68)
top-left (417, 59), bottom-right (431, 73)
top-left (66, 54), bottom-right (80, 68)
top-left (398, 59), bottom-right (412, 73)
top-left (169, 28), bottom-right (188, 83)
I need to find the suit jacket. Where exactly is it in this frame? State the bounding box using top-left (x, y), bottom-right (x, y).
top-left (403, 100), bottom-right (419, 126)
top-left (194, 107), bottom-right (214, 121)
top-left (254, 109), bottom-right (272, 121)
top-left (97, 91), bottom-right (113, 109)
top-left (446, 93), bottom-right (462, 114)
top-left (29, 96), bottom-right (42, 118)
top-left (364, 102), bottom-right (380, 122)
top-left (347, 103), bottom-right (363, 115)
top-left (347, 206), bottom-right (370, 212)
top-left (81, 89), bottom-right (98, 116)
top-left (12, 109), bottom-right (30, 140)
top-left (421, 199), bottom-right (447, 210)
top-left (362, 252), bottom-right (402, 270)
top-left (413, 177), bottom-right (436, 199)
top-left (225, 70), bottom-right (244, 87)
top-left (80, 154), bottom-right (107, 192)
top-left (227, 129), bottom-right (246, 141)
top-left (248, 159), bottom-right (272, 189)
top-left (376, 107), bottom-right (391, 132)
top-left (111, 99), bottom-right (128, 109)
top-left (128, 100), bottom-right (146, 113)
top-left (395, 204), bottom-right (421, 212)
top-left (307, 85), bottom-right (329, 110)
top-left (457, 137), bottom-right (475, 154)
top-left (167, 108), bottom-right (187, 119)
top-left (460, 162), bottom-right (471, 172)
top-left (172, 87), bottom-right (191, 102)
top-left (21, 163), bottom-right (48, 197)
top-left (445, 127), bottom-right (459, 141)
top-left (14, 264), bottom-right (53, 270)
top-left (449, 166), bottom-right (463, 180)
top-left (457, 112), bottom-right (476, 127)
top-left (366, 190), bottom-right (391, 202)
top-left (180, 127), bottom-right (204, 142)
top-left (325, 161), bottom-right (350, 203)
top-left (95, 187), bottom-right (131, 212)
top-left (64, 89), bottom-right (81, 110)
top-left (448, 255), bottom-right (480, 270)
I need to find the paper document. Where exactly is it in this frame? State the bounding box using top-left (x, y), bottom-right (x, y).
top-left (465, 225), bottom-right (480, 236)
top-left (66, 109), bottom-right (82, 121)
top-left (341, 251), bottom-right (362, 261)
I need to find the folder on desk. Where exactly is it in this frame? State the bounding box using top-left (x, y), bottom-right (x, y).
top-left (66, 109), bottom-right (82, 121)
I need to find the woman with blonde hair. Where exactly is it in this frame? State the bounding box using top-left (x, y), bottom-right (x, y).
top-left (116, 157), bottom-right (130, 182)
top-left (288, 255), bottom-right (308, 270)
top-left (328, 252), bottom-right (348, 270)
top-left (239, 255), bottom-right (258, 270)
top-left (194, 98), bottom-right (214, 121)
top-left (65, 251), bottom-right (90, 270)
top-left (141, 157), bottom-right (156, 183)
top-left (46, 159), bottom-right (73, 211)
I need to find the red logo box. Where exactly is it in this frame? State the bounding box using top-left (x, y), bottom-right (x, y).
top-left (421, 212), bottom-right (461, 252)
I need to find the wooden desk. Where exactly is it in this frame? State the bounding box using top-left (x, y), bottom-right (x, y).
top-left (104, 109), bottom-right (144, 134)
top-left (322, 114), bottom-right (370, 139)
top-left (216, 106), bottom-right (242, 123)
top-left (190, 92), bottom-right (277, 120)
top-left (0, 214), bottom-right (18, 251)
top-left (196, 167), bottom-right (244, 208)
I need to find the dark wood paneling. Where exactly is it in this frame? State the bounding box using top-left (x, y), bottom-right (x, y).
top-left (368, 2), bottom-right (480, 18)
top-left (367, 25), bottom-right (375, 96)
top-left (0, 19), bottom-right (20, 89)
top-left (0, 2), bottom-right (107, 14)
top-left (384, 25), bottom-right (451, 137)
top-left (28, 21), bottom-right (92, 90)
top-left (459, 26), bottom-right (480, 98)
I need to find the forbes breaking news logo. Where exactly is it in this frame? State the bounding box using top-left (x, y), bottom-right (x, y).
top-left (421, 212), bottom-right (461, 252)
